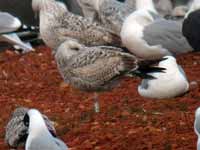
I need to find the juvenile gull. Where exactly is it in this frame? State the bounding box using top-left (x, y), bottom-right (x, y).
top-left (182, 0), bottom-right (200, 51)
top-left (194, 107), bottom-right (200, 150)
top-left (0, 12), bottom-right (21, 34)
top-left (55, 40), bottom-right (166, 112)
top-left (138, 56), bottom-right (189, 99)
top-left (5, 107), bottom-right (56, 150)
top-left (121, 0), bottom-right (193, 59)
top-left (32, 0), bottom-right (121, 53)
top-left (77, 0), bottom-right (135, 35)
top-left (25, 109), bottom-right (68, 150)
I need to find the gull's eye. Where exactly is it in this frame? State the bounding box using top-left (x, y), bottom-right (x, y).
top-left (73, 47), bottom-right (80, 51)
top-left (23, 113), bottom-right (30, 127)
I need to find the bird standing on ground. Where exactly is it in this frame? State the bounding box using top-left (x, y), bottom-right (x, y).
top-left (5, 107), bottom-right (56, 150)
top-left (120, 0), bottom-right (193, 59)
top-left (24, 109), bottom-right (68, 150)
top-left (32, 0), bottom-right (121, 53)
top-left (138, 56), bottom-right (189, 99)
top-left (55, 40), bottom-right (166, 113)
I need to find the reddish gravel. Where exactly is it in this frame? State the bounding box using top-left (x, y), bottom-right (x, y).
top-left (0, 46), bottom-right (200, 150)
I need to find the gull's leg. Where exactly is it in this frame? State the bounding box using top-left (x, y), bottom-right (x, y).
top-left (94, 92), bottom-right (100, 113)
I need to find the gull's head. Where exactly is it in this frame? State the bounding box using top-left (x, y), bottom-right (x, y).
top-left (77, 0), bottom-right (102, 11)
top-left (23, 109), bottom-right (46, 132)
top-left (55, 39), bottom-right (83, 64)
top-left (58, 40), bottom-right (82, 53)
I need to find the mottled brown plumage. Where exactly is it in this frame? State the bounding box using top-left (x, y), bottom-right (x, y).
top-left (55, 40), bottom-right (165, 92)
top-left (77, 0), bottom-right (135, 35)
top-left (32, 0), bottom-right (121, 53)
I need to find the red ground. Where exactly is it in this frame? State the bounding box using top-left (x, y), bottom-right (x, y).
top-left (0, 46), bottom-right (200, 150)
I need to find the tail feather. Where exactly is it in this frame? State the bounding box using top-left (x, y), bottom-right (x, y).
top-left (128, 58), bottom-right (167, 79)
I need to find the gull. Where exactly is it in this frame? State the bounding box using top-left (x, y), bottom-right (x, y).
top-left (5, 107), bottom-right (56, 150)
top-left (182, 0), bottom-right (200, 51)
top-left (0, 33), bottom-right (34, 53)
top-left (194, 107), bottom-right (200, 150)
top-left (32, 0), bottom-right (121, 53)
top-left (77, 0), bottom-right (135, 35)
top-left (0, 12), bottom-right (21, 34)
top-left (24, 109), bottom-right (68, 150)
top-left (138, 56), bottom-right (189, 99)
top-left (55, 39), bottom-right (166, 113)
top-left (0, 12), bottom-right (36, 53)
top-left (120, 0), bottom-right (193, 60)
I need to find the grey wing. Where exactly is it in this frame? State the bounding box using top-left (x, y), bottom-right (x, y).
top-left (0, 12), bottom-right (21, 33)
top-left (143, 19), bottom-right (193, 55)
top-left (63, 49), bottom-right (137, 90)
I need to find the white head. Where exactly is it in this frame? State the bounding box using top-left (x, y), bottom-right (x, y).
top-left (24, 109), bottom-right (51, 137)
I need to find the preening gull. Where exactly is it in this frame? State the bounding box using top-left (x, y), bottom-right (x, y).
top-left (121, 0), bottom-right (193, 59)
top-left (138, 56), bottom-right (189, 99)
top-left (5, 107), bottom-right (56, 150)
top-left (194, 107), bottom-right (200, 150)
top-left (182, 0), bottom-right (200, 51)
top-left (32, 0), bottom-right (121, 53)
top-left (77, 0), bottom-right (135, 35)
top-left (0, 12), bottom-right (21, 34)
top-left (55, 40), bottom-right (166, 112)
top-left (25, 109), bottom-right (68, 150)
